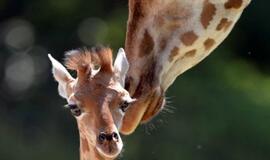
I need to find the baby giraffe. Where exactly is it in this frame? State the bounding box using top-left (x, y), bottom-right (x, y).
top-left (48, 47), bottom-right (134, 160)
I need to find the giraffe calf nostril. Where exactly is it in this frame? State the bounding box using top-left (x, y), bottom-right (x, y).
top-left (98, 132), bottom-right (120, 142)
top-left (98, 132), bottom-right (106, 142)
top-left (112, 132), bottom-right (119, 141)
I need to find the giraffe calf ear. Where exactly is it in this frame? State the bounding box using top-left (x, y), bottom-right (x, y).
top-left (114, 48), bottom-right (129, 87)
top-left (48, 54), bottom-right (74, 98)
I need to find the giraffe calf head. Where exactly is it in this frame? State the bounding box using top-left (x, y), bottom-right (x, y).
top-left (49, 47), bottom-right (134, 159)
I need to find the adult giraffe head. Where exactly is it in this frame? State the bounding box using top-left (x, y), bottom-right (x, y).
top-left (49, 47), bottom-right (134, 160)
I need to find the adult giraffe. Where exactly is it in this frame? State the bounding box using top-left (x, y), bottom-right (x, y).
top-left (49, 0), bottom-right (251, 159)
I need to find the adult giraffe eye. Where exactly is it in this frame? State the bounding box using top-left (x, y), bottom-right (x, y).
top-left (120, 101), bottom-right (130, 112)
top-left (65, 104), bottom-right (82, 117)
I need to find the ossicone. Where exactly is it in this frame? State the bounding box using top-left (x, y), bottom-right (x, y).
top-left (65, 49), bottom-right (92, 80)
top-left (63, 47), bottom-right (116, 83)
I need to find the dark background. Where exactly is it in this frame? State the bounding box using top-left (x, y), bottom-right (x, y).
top-left (0, 0), bottom-right (269, 160)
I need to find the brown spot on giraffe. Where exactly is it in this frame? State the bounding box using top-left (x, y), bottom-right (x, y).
top-left (204, 38), bottom-right (215, 50)
top-left (181, 31), bottom-right (199, 46)
top-left (125, 0), bottom-right (146, 55)
top-left (225, 0), bottom-right (243, 9)
top-left (201, 0), bottom-right (217, 29)
top-left (139, 30), bottom-right (154, 57)
top-left (159, 38), bottom-right (168, 52)
top-left (216, 18), bottom-right (233, 31)
top-left (169, 47), bottom-right (180, 62)
top-left (81, 137), bottom-right (90, 153)
top-left (133, 60), bottom-right (158, 98)
top-left (128, 1), bottom-right (144, 37)
top-left (184, 49), bottom-right (197, 58)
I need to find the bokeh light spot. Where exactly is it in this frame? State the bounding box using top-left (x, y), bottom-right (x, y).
top-left (4, 19), bottom-right (35, 51)
top-left (4, 53), bottom-right (35, 94)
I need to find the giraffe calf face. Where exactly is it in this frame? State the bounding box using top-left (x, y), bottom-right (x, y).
top-left (71, 76), bottom-right (133, 158)
top-left (49, 48), bottom-right (133, 159)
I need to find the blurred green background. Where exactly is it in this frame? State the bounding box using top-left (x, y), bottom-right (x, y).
top-left (0, 0), bottom-right (269, 160)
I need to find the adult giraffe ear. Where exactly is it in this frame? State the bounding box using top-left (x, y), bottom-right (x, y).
top-left (114, 48), bottom-right (129, 87)
top-left (48, 54), bottom-right (74, 99)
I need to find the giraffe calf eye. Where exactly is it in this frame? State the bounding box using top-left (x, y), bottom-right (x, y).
top-left (65, 104), bottom-right (82, 117)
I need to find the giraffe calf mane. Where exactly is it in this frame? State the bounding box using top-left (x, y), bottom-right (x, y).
top-left (64, 48), bottom-right (92, 71)
top-left (64, 47), bottom-right (113, 73)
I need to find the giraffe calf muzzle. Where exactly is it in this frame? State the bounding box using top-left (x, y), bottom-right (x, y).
top-left (96, 130), bottom-right (123, 159)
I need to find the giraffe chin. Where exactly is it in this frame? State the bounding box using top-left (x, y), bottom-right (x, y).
top-left (96, 139), bottom-right (123, 159)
